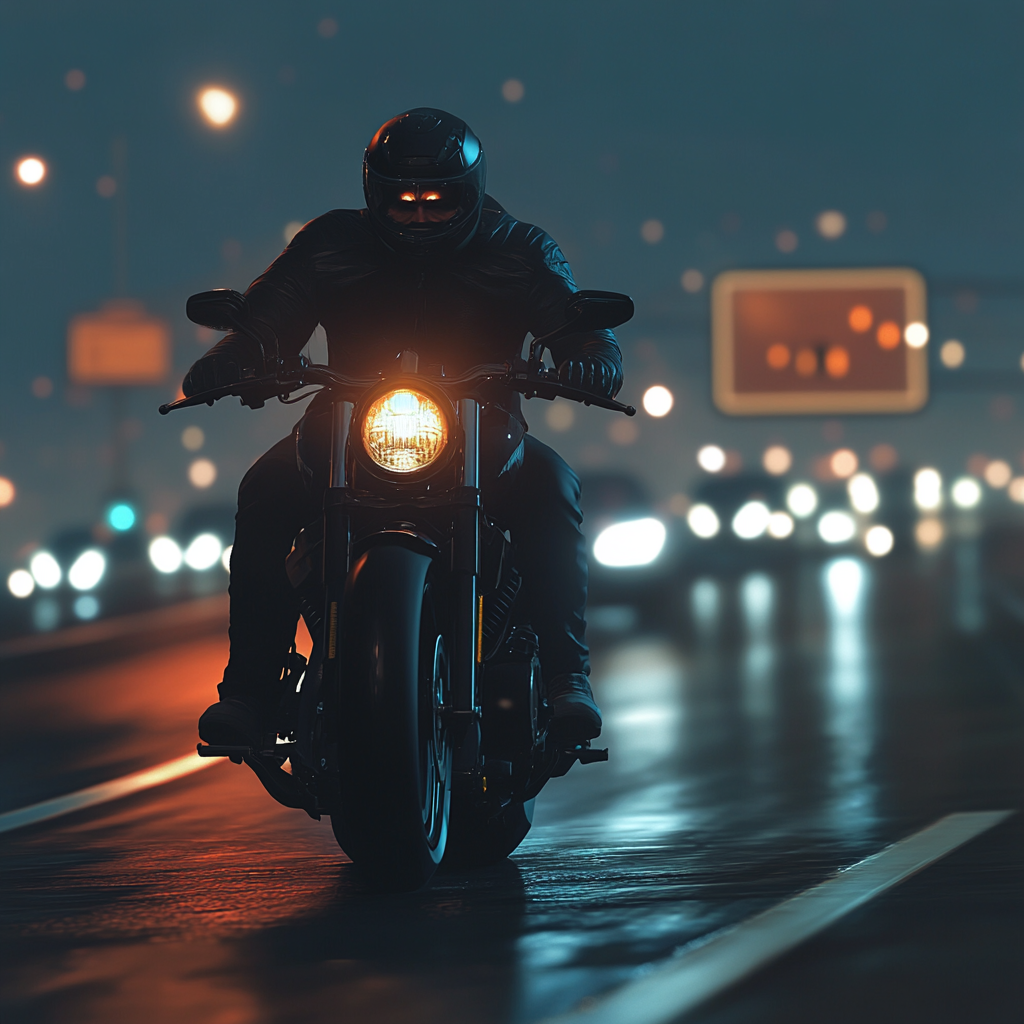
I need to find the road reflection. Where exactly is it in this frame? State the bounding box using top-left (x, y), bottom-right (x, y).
top-left (822, 558), bottom-right (877, 835)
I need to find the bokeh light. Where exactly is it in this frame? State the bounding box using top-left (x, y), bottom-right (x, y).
top-left (64, 68), bottom-right (86, 90)
top-left (189, 458), bottom-right (217, 488)
top-left (107, 503), bottom-right (136, 531)
top-left (904, 322), bottom-right (929, 348)
top-left (0, 476), bottom-right (15, 507)
top-left (825, 346), bottom-right (850, 378)
top-left (983, 459), bottom-right (1011, 488)
top-left (545, 402), bottom-right (574, 432)
top-left (816, 210), bottom-right (847, 239)
top-left (687, 503), bottom-right (720, 539)
top-left (763, 445), bottom-right (792, 475)
top-left (680, 269), bottom-right (704, 293)
top-left (640, 219), bottom-right (664, 244)
top-left (732, 501), bottom-right (770, 540)
top-left (876, 321), bottom-right (901, 349)
top-left (221, 544), bottom-right (233, 572)
top-left (914, 468), bottom-right (943, 510)
top-left (941, 340), bottom-right (965, 368)
top-left (501, 79), bottom-right (525, 102)
top-left (8, 569), bottom-right (34, 598)
top-left (181, 425), bottom-right (205, 451)
top-left (1008, 478), bottom-right (1024, 504)
top-left (198, 87), bottom-right (238, 127)
top-left (795, 349), bottom-right (817, 376)
top-left (951, 477), bottom-right (982, 508)
top-left (593, 518), bottom-right (666, 567)
top-left (775, 229), bottom-right (798, 253)
top-left (184, 533), bottom-right (223, 570)
top-left (149, 537), bottom-right (183, 574)
top-left (767, 511), bottom-right (794, 539)
top-left (766, 344), bottom-right (790, 370)
top-left (29, 551), bottom-right (61, 589)
top-left (15, 157), bottom-right (46, 186)
top-left (818, 510), bottom-right (856, 544)
top-left (848, 305), bottom-right (873, 332)
top-left (787, 483), bottom-right (818, 518)
top-left (865, 525), bottom-right (894, 557)
top-left (642, 385), bottom-right (674, 417)
top-left (283, 220), bottom-right (304, 243)
top-left (697, 445), bottom-right (726, 473)
top-left (915, 518), bottom-right (944, 549)
top-left (68, 550), bottom-right (106, 591)
top-left (830, 448), bottom-right (858, 478)
top-left (74, 595), bottom-right (100, 620)
top-left (848, 473), bottom-right (880, 513)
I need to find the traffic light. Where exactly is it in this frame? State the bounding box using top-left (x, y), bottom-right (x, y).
top-left (711, 268), bottom-right (927, 415)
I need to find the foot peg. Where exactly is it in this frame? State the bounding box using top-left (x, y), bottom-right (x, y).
top-left (197, 742), bottom-right (295, 764)
top-left (550, 741), bottom-right (608, 778)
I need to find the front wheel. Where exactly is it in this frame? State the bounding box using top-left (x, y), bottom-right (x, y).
top-left (331, 545), bottom-right (451, 891)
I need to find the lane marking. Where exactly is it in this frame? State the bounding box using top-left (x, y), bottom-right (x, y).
top-left (0, 752), bottom-right (222, 835)
top-left (546, 810), bottom-right (1014, 1024)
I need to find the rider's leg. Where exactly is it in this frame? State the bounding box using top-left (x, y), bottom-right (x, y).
top-left (199, 435), bottom-right (317, 745)
top-left (488, 435), bottom-right (601, 741)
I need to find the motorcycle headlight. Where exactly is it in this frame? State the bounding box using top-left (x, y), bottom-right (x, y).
top-left (361, 388), bottom-right (449, 474)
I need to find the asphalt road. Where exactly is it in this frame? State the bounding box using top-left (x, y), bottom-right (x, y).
top-left (1, 545), bottom-right (1022, 1024)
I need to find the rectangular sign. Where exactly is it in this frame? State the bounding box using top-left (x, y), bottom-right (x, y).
top-left (711, 267), bottom-right (927, 415)
top-left (68, 302), bottom-right (171, 385)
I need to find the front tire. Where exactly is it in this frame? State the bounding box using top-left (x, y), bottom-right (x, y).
top-left (331, 545), bottom-right (451, 891)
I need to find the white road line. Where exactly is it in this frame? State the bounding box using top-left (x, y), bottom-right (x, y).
top-left (0, 752), bottom-right (221, 835)
top-left (545, 810), bottom-right (1014, 1024)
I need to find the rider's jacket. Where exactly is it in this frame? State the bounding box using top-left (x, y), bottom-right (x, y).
top-left (214, 195), bottom-right (622, 477)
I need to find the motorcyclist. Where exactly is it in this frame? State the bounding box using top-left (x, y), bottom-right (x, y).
top-left (190, 108), bottom-right (623, 751)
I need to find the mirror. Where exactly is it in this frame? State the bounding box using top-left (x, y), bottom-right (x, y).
top-left (186, 288), bottom-right (249, 331)
top-left (566, 290), bottom-right (635, 332)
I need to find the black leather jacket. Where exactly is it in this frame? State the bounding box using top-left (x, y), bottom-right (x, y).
top-left (203, 195), bottom-right (622, 475)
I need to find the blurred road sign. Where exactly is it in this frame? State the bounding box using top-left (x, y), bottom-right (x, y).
top-left (712, 268), bottom-right (927, 415)
top-left (68, 301), bottom-right (170, 385)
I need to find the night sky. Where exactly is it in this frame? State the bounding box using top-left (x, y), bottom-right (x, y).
top-left (2, 0), bottom-right (1024, 564)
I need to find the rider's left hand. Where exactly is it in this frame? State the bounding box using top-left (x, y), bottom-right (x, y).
top-left (557, 354), bottom-right (622, 399)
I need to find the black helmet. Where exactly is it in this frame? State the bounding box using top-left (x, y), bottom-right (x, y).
top-left (363, 107), bottom-right (486, 257)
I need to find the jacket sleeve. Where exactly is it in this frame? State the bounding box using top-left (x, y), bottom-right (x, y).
top-left (198, 221), bottom-right (322, 367)
top-left (523, 227), bottom-right (623, 396)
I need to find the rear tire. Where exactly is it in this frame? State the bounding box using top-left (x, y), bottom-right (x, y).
top-left (330, 545), bottom-right (451, 891)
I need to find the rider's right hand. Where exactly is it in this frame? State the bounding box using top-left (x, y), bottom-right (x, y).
top-left (182, 340), bottom-right (261, 397)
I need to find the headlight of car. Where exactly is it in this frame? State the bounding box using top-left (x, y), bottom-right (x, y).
top-left (361, 388), bottom-right (449, 474)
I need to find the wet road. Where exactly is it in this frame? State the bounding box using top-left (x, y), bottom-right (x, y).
top-left (1, 546), bottom-right (1022, 1023)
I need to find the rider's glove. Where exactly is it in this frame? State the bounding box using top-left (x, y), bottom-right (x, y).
top-left (182, 338), bottom-right (263, 397)
top-left (557, 354), bottom-right (622, 400)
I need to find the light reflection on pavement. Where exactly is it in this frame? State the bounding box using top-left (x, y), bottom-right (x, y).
top-left (1, 550), bottom-right (1022, 1023)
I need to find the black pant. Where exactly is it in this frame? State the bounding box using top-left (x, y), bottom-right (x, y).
top-left (219, 432), bottom-right (590, 708)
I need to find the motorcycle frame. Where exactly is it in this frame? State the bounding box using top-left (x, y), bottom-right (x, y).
top-left (322, 392), bottom-right (483, 752)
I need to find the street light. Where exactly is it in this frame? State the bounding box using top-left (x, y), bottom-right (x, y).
top-left (198, 87), bottom-right (238, 127)
top-left (15, 157), bottom-right (46, 186)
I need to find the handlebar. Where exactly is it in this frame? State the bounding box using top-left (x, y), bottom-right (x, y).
top-left (159, 362), bottom-right (637, 416)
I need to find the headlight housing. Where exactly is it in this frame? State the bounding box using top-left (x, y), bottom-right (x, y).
top-left (361, 388), bottom-right (450, 474)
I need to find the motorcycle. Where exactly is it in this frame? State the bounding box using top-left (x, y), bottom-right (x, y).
top-left (160, 287), bottom-right (635, 891)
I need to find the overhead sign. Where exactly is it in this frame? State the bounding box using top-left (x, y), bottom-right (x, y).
top-left (711, 268), bottom-right (927, 415)
top-left (68, 301), bottom-right (171, 386)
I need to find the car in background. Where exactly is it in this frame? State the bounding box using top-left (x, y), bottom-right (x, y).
top-left (683, 472), bottom-right (796, 571)
top-left (578, 471), bottom-right (679, 625)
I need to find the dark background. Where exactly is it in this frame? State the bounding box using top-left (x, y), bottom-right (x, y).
top-left (2, 0), bottom-right (1023, 564)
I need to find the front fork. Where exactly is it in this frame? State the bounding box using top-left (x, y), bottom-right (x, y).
top-left (321, 396), bottom-right (483, 754)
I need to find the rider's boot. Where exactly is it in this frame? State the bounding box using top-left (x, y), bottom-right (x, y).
top-left (198, 697), bottom-right (264, 748)
top-left (546, 672), bottom-right (602, 744)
